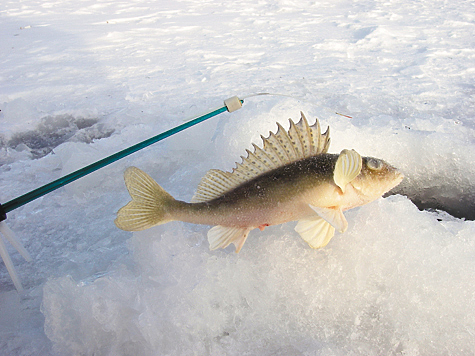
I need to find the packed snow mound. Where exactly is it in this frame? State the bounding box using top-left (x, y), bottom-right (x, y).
top-left (42, 195), bottom-right (475, 355)
top-left (1, 0), bottom-right (475, 354)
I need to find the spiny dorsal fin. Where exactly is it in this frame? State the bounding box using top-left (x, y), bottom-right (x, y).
top-left (191, 112), bottom-right (330, 203)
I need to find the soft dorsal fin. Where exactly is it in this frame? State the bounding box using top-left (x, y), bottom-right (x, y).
top-left (333, 149), bottom-right (362, 193)
top-left (192, 112), bottom-right (331, 203)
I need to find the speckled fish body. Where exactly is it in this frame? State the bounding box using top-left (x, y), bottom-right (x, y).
top-left (115, 113), bottom-right (403, 252)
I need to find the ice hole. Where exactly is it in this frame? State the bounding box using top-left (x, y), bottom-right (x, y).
top-left (2, 115), bottom-right (114, 161)
top-left (389, 183), bottom-right (475, 220)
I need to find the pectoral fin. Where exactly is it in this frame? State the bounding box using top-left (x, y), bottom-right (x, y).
top-left (334, 149), bottom-right (362, 193)
top-left (309, 205), bottom-right (348, 233)
top-left (295, 217), bottom-right (335, 249)
top-left (208, 226), bottom-right (251, 253)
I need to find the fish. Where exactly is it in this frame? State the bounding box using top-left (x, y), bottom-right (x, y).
top-left (115, 112), bottom-right (403, 252)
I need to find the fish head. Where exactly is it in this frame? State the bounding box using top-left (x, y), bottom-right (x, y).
top-left (350, 156), bottom-right (404, 202)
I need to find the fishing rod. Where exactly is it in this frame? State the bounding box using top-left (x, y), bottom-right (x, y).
top-left (0, 96), bottom-right (243, 291)
top-left (0, 96), bottom-right (243, 219)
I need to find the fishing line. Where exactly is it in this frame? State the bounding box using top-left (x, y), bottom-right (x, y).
top-left (240, 92), bottom-right (353, 119)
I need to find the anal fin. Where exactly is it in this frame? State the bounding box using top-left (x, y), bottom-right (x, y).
top-left (295, 216), bottom-right (336, 249)
top-left (208, 226), bottom-right (251, 253)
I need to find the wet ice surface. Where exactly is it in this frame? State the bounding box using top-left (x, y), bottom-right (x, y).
top-left (1, 0), bottom-right (475, 355)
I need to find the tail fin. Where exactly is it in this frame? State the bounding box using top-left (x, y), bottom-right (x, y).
top-left (115, 167), bottom-right (175, 231)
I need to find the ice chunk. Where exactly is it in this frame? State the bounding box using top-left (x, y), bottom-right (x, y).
top-left (42, 196), bottom-right (475, 355)
top-left (0, 222), bottom-right (33, 292)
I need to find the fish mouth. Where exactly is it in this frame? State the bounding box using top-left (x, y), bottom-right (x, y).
top-left (396, 170), bottom-right (404, 184)
top-left (388, 169), bottom-right (404, 191)
top-left (395, 170), bottom-right (404, 183)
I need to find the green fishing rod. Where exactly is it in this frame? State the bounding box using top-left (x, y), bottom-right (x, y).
top-left (0, 96), bottom-right (243, 220)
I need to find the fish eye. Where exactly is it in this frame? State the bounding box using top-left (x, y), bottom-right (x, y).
top-left (367, 158), bottom-right (383, 171)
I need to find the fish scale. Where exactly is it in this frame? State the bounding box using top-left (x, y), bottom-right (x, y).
top-left (115, 113), bottom-right (403, 253)
top-left (192, 112), bottom-right (330, 203)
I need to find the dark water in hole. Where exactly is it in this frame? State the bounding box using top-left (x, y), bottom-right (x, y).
top-left (1, 115), bottom-right (114, 162)
top-left (389, 184), bottom-right (475, 221)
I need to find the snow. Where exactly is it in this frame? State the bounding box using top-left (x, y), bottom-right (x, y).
top-left (1, 0), bottom-right (475, 354)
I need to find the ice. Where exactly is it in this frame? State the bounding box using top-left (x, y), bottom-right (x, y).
top-left (41, 196), bottom-right (475, 355)
top-left (0, 99), bottom-right (40, 139)
top-left (1, 0), bottom-right (475, 354)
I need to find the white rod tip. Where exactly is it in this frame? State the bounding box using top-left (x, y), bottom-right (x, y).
top-left (224, 96), bottom-right (242, 113)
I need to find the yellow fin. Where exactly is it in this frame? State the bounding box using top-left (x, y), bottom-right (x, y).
top-left (295, 216), bottom-right (335, 249)
top-left (309, 205), bottom-right (348, 233)
top-left (192, 112), bottom-right (330, 203)
top-left (191, 169), bottom-right (240, 203)
top-left (207, 226), bottom-right (251, 253)
top-left (288, 112), bottom-right (331, 157)
top-left (115, 167), bottom-right (175, 231)
top-left (333, 149), bottom-right (362, 193)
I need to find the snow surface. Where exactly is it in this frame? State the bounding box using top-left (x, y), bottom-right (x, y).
top-left (1, 0), bottom-right (475, 354)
